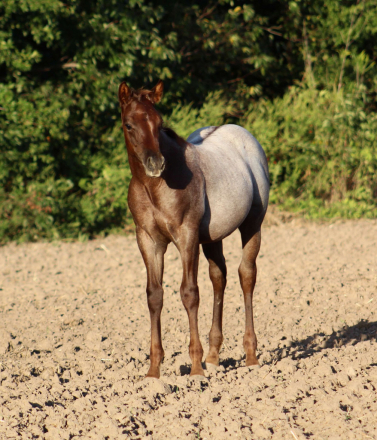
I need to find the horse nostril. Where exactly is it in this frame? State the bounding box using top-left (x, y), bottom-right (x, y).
top-left (147, 156), bottom-right (155, 171)
top-left (145, 155), bottom-right (165, 176)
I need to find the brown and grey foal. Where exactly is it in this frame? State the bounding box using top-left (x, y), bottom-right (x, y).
top-left (118, 80), bottom-right (270, 378)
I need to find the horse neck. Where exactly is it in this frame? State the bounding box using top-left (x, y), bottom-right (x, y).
top-left (159, 129), bottom-right (186, 156)
top-left (159, 131), bottom-right (194, 190)
top-left (127, 153), bottom-right (147, 183)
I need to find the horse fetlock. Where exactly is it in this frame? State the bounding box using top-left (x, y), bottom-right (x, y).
top-left (146, 365), bottom-right (161, 379)
top-left (244, 334), bottom-right (258, 366)
top-left (189, 343), bottom-right (203, 362)
top-left (150, 346), bottom-right (164, 362)
top-left (243, 335), bottom-right (257, 352)
top-left (209, 331), bottom-right (223, 349)
top-left (245, 352), bottom-right (259, 367)
top-left (205, 351), bottom-right (220, 366)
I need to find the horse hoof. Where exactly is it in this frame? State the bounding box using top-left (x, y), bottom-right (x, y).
top-left (145, 367), bottom-right (160, 379)
top-left (190, 365), bottom-right (205, 377)
top-left (245, 357), bottom-right (260, 367)
top-left (189, 374), bottom-right (208, 383)
top-left (205, 354), bottom-right (219, 366)
top-left (205, 362), bottom-right (219, 375)
top-left (245, 363), bottom-right (261, 369)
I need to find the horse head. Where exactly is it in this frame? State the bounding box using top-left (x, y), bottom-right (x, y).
top-left (118, 80), bottom-right (165, 178)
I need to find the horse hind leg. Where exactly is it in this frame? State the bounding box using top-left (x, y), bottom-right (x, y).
top-left (238, 224), bottom-right (262, 367)
top-left (202, 241), bottom-right (227, 366)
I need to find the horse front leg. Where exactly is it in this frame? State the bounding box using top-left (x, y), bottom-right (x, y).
top-left (179, 233), bottom-right (204, 377)
top-left (136, 229), bottom-right (168, 378)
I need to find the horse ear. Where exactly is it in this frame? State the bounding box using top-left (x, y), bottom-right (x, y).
top-left (150, 80), bottom-right (164, 104)
top-left (118, 82), bottom-right (131, 105)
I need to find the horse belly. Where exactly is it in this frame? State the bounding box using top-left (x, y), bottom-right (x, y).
top-left (200, 173), bottom-right (253, 242)
top-left (194, 124), bottom-right (269, 243)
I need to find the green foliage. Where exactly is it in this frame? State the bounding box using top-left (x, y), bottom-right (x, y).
top-left (167, 92), bottom-right (235, 139)
top-left (0, 0), bottom-right (377, 243)
top-left (242, 86), bottom-right (377, 218)
top-left (283, 0), bottom-right (377, 91)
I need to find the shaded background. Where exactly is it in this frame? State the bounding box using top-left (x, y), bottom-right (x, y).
top-left (1, 0), bottom-right (377, 243)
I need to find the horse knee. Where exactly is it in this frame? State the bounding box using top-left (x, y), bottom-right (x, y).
top-left (239, 258), bottom-right (256, 273)
top-left (238, 261), bottom-right (256, 283)
top-left (146, 284), bottom-right (163, 314)
top-left (180, 282), bottom-right (199, 310)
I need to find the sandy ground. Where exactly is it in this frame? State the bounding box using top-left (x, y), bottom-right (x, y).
top-left (0, 218), bottom-right (376, 439)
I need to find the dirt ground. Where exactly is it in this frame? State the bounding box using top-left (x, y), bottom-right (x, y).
top-left (1, 217), bottom-right (376, 440)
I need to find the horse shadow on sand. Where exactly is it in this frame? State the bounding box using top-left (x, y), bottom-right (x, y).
top-left (268, 319), bottom-right (377, 363)
top-left (206, 319), bottom-right (377, 373)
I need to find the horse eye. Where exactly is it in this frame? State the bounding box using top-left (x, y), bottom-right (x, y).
top-left (124, 123), bottom-right (132, 130)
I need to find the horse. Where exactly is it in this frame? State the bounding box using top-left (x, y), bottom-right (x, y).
top-left (118, 80), bottom-right (270, 378)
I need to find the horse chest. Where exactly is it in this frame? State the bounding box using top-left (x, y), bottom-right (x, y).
top-left (152, 209), bottom-right (178, 239)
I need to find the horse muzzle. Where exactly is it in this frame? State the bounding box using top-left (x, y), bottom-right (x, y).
top-left (145, 155), bottom-right (165, 178)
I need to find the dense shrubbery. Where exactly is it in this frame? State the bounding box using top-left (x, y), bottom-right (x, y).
top-left (242, 87), bottom-right (377, 218)
top-left (1, 0), bottom-right (377, 243)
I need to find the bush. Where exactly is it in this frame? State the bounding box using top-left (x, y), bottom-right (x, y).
top-left (242, 86), bottom-right (377, 218)
top-left (1, 0), bottom-right (377, 243)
